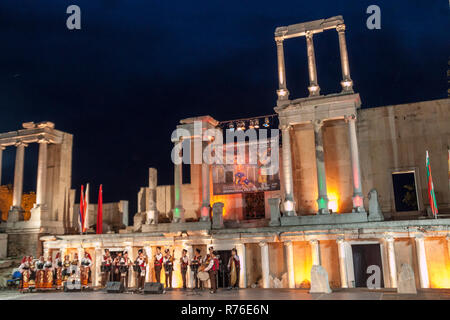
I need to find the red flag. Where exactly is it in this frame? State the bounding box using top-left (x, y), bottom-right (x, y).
top-left (96, 184), bottom-right (103, 234)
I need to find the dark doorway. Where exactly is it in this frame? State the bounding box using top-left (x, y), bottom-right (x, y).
top-left (216, 250), bottom-right (232, 288)
top-left (392, 172), bottom-right (418, 212)
top-left (351, 244), bottom-right (384, 288)
top-left (243, 192), bottom-right (265, 219)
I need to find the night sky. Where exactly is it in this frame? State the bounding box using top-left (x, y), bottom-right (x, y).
top-left (0, 1), bottom-right (448, 218)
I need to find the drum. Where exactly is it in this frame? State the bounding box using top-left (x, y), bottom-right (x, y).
top-left (119, 265), bottom-right (128, 274)
top-left (197, 271), bottom-right (209, 281)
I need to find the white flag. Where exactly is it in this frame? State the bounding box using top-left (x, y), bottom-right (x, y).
top-left (85, 183), bottom-right (90, 231)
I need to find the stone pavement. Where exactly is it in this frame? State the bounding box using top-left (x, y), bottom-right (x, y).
top-left (1, 288), bottom-right (450, 300)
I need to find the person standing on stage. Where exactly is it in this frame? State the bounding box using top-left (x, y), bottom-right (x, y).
top-left (43, 256), bottom-right (54, 289)
top-left (135, 249), bottom-right (147, 292)
top-left (163, 249), bottom-right (174, 289)
top-left (190, 248), bottom-right (202, 289)
top-left (204, 251), bottom-right (219, 294)
top-left (101, 249), bottom-right (112, 287)
top-left (80, 252), bottom-right (92, 288)
top-left (54, 252), bottom-right (63, 289)
top-left (227, 248), bottom-right (240, 289)
top-left (70, 253), bottom-right (79, 276)
top-left (180, 249), bottom-right (189, 289)
top-left (154, 246), bottom-right (163, 284)
top-left (35, 256), bottom-right (45, 290)
top-left (119, 251), bottom-right (132, 291)
top-left (62, 255), bottom-right (71, 282)
top-left (202, 246), bottom-right (214, 264)
top-left (18, 256), bottom-right (31, 292)
top-left (112, 252), bottom-right (122, 282)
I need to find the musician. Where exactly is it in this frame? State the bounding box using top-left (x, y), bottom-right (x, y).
top-left (119, 251), bottom-right (132, 291)
top-left (62, 255), bottom-right (71, 282)
top-left (70, 253), bottom-right (79, 275)
top-left (43, 256), bottom-right (54, 289)
top-left (80, 252), bottom-right (92, 288)
top-left (154, 247), bottom-right (163, 283)
top-left (135, 249), bottom-right (147, 292)
top-left (18, 256), bottom-right (31, 292)
top-left (101, 249), bottom-right (112, 287)
top-left (202, 246), bottom-right (214, 264)
top-left (112, 252), bottom-right (123, 282)
top-left (190, 248), bottom-right (202, 289)
top-left (227, 248), bottom-right (240, 289)
top-left (54, 252), bottom-right (63, 289)
top-left (28, 256), bottom-right (36, 286)
top-left (163, 249), bottom-right (174, 289)
top-left (180, 249), bottom-right (189, 289)
top-left (203, 251), bottom-right (219, 294)
top-left (34, 256), bottom-right (45, 290)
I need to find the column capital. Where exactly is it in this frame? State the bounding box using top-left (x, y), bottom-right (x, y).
top-left (258, 241), bottom-right (268, 248)
top-left (283, 240), bottom-right (293, 248)
top-left (336, 237), bottom-right (346, 244)
top-left (384, 234), bottom-right (395, 242)
top-left (37, 136), bottom-right (51, 144)
top-left (14, 140), bottom-right (28, 148)
top-left (305, 30), bottom-right (314, 39)
top-left (275, 37), bottom-right (284, 44)
top-left (414, 233), bottom-right (426, 241)
top-left (446, 234), bottom-right (450, 241)
top-left (336, 24), bottom-right (346, 33)
top-left (313, 119), bottom-right (324, 129)
top-left (309, 239), bottom-right (319, 245)
top-left (280, 124), bottom-right (292, 131)
top-left (344, 114), bottom-right (357, 122)
top-left (0, 145), bottom-right (5, 150)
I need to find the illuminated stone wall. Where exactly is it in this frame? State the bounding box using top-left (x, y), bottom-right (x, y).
top-left (319, 240), bottom-right (341, 288)
top-left (424, 237), bottom-right (450, 288)
top-left (292, 241), bottom-right (312, 288)
top-left (0, 185), bottom-right (36, 222)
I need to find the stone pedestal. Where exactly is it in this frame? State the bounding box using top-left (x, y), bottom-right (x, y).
top-left (212, 202), bottom-right (224, 229)
top-left (147, 168), bottom-right (158, 224)
top-left (368, 189), bottom-right (384, 221)
top-left (268, 198), bottom-right (281, 226)
top-left (259, 242), bottom-right (270, 288)
top-left (284, 241), bottom-right (295, 288)
top-left (397, 263), bottom-right (417, 294)
top-left (310, 265), bottom-right (332, 294)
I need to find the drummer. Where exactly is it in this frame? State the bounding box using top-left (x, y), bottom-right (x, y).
top-left (119, 251), bottom-right (132, 291)
top-left (203, 251), bottom-right (219, 294)
top-left (190, 248), bottom-right (202, 289)
top-left (101, 249), bottom-right (113, 287)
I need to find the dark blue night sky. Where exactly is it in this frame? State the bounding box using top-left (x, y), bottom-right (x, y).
top-left (0, 1), bottom-right (448, 216)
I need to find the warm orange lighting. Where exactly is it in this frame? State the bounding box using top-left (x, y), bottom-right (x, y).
top-left (327, 190), bottom-right (339, 213)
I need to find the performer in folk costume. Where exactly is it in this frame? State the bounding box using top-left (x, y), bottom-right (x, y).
top-left (101, 249), bottom-right (113, 287)
top-left (35, 256), bottom-right (45, 290)
top-left (54, 252), bottom-right (63, 289)
top-left (80, 251), bottom-right (92, 288)
top-left (154, 246), bottom-right (163, 283)
top-left (134, 249), bottom-right (147, 291)
top-left (18, 256), bottom-right (31, 292)
top-left (112, 252), bottom-right (122, 282)
top-left (190, 248), bottom-right (202, 289)
top-left (43, 256), bottom-right (54, 289)
top-left (227, 248), bottom-right (240, 289)
top-left (202, 246), bottom-right (214, 264)
top-left (119, 251), bottom-right (132, 291)
top-left (28, 256), bottom-right (36, 286)
top-left (180, 249), bottom-right (189, 289)
top-left (62, 255), bottom-right (71, 282)
top-left (70, 253), bottom-right (80, 275)
top-left (163, 249), bottom-right (174, 289)
top-left (204, 251), bottom-right (219, 294)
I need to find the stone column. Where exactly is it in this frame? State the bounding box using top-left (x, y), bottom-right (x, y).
top-left (336, 24), bottom-right (353, 92)
top-left (185, 245), bottom-right (194, 289)
top-left (125, 245), bottom-right (134, 288)
top-left (276, 38), bottom-right (289, 101)
top-left (200, 142), bottom-right (211, 221)
top-left (284, 241), bottom-right (295, 288)
top-left (305, 31), bottom-right (320, 96)
top-left (447, 235), bottom-right (450, 260)
top-left (77, 247), bottom-right (84, 276)
top-left (36, 138), bottom-right (49, 206)
top-left (94, 247), bottom-right (103, 287)
top-left (281, 125), bottom-right (296, 216)
top-left (310, 239), bottom-right (321, 266)
top-left (337, 238), bottom-right (348, 288)
top-left (236, 243), bottom-right (247, 288)
top-left (173, 153), bottom-right (185, 222)
top-left (144, 246), bottom-right (152, 282)
top-left (347, 115), bottom-right (365, 212)
top-left (385, 235), bottom-right (397, 288)
top-left (314, 120), bottom-right (329, 214)
top-left (259, 242), bottom-right (270, 288)
top-left (415, 234), bottom-right (430, 288)
top-left (147, 168), bottom-right (158, 224)
top-left (11, 141), bottom-right (27, 212)
top-left (0, 146), bottom-right (4, 185)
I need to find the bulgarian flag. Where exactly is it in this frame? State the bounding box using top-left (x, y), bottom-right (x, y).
top-left (96, 184), bottom-right (103, 234)
top-left (79, 185), bottom-right (85, 233)
top-left (84, 183), bottom-right (90, 232)
top-left (426, 151), bottom-right (438, 218)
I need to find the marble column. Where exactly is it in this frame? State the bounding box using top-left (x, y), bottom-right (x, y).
top-left (173, 148), bottom-right (185, 222)
top-left (314, 120), bottom-right (329, 214)
top-left (36, 138), bottom-right (49, 206)
top-left (347, 115), bottom-right (365, 212)
top-left (201, 142), bottom-right (211, 221)
top-left (185, 245), bottom-right (194, 289)
top-left (77, 247), bottom-right (84, 276)
top-left (259, 242), bottom-right (270, 288)
top-left (236, 243), bottom-right (247, 288)
top-left (447, 235), bottom-right (450, 260)
top-left (11, 141), bottom-right (27, 211)
top-left (305, 31), bottom-right (320, 96)
top-left (337, 238), bottom-right (348, 288)
top-left (0, 146), bottom-right (4, 185)
top-left (415, 234), bottom-right (430, 288)
top-left (284, 241), bottom-right (295, 288)
top-left (94, 247), bottom-right (103, 287)
top-left (276, 38), bottom-right (289, 101)
top-left (310, 239), bottom-right (321, 266)
top-left (336, 24), bottom-right (353, 92)
top-left (144, 246), bottom-right (152, 282)
top-left (385, 235), bottom-right (397, 288)
top-left (281, 125), bottom-right (296, 216)
top-left (125, 245), bottom-right (135, 288)
top-left (147, 168), bottom-right (158, 224)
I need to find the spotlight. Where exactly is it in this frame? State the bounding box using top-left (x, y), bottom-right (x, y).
top-left (263, 117), bottom-right (270, 128)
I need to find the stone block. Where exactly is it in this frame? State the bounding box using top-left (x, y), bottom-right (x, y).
top-left (368, 189), bottom-right (384, 221)
top-left (268, 198), bottom-right (281, 226)
top-left (0, 234), bottom-right (7, 259)
top-left (397, 263), bottom-right (417, 294)
top-left (212, 202), bottom-right (224, 229)
top-left (309, 265), bottom-right (332, 294)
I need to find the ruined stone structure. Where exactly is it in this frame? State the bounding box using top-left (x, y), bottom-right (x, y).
top-left (5, 16), bottom-right (450, 290)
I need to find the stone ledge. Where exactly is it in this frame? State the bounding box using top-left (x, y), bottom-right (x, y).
top-left (280, 212), bottom-right (368, 226)
top-left (141, 221), bottom-right (211, 233)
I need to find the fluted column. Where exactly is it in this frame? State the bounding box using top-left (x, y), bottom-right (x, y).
top-left (36, 138), bottom-right (49, 206)
top-left (276, 38), bottom-right (289, 102)
top-left (185, 245), bottom-right (194, 288)
top-left (305, 31), bottom-right (320, 96)
top-left (125, 245), bottom-right (134, 288)
top-left (200, 142), bottom-right (211, 221)
top-left (284, 241), bottom-right (295, 288)
top-left (347, 115), bottom-right (365, 212)
top-left (337, 238), bottom-right (348, 288)
top-left (11, 141), bottom-right (27, 211)
top-left (385, 235), bottom-right (397, 288)
top-left (310, 239), bottom-right (321, 266)
top-left (314, 120), bottom-right (329, 214)
top-left (281, 125), bottom-right (296, 216)
top-left (259, 242), bottom-right (270, 288)
top-left (144, 246), bottom-right (152, 282)
top-left (0, 146), bottom-right (4, 185)
top-left (94, 247), bottom-right (103, 287)
top-left (173, 141), bottom-right (185, 222)
top-left (336, 24), bottom-right (353, 92)
top-left (415, 234), bottom-right (430, 288)
top-left (236, 243), bottom-right (247, 288)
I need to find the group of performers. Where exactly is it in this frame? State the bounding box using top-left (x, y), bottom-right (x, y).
top-left (17, 251), bottom-right (93, 293)
top-left (100, 246), bottom-right (240, 294)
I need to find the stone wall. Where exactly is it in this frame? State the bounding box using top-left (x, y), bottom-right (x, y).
top-left (7, 232), bottom-right (42, 258)
top-left (245, 243), bottom-right (262, 287)
top-left (0, 234), bottom-right (7, 258)
top-left (292, 241), bottom-right (312, 288)
top-left (0, 185), bottom-right (36, 222)
top-left (73, 201), bottom-right (128, 233)
top-left (424, 237), bottom-right (450, 288)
